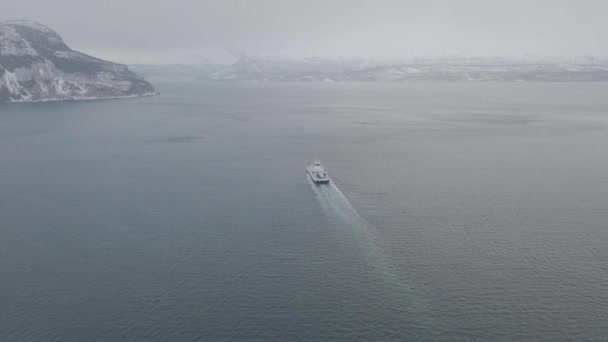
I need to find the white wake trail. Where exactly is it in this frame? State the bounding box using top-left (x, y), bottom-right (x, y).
top-left (308, 175), bottom-right (437, 338)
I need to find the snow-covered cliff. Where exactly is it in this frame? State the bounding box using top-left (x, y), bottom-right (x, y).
top-left (0, 20), bottom-right (155, 103)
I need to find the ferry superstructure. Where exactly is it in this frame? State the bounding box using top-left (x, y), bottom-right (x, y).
top-left (307, 160), bottom-right (330, 184)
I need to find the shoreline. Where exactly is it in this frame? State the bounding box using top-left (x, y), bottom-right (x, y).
top-left (1, 92), bottom-right (159, 105)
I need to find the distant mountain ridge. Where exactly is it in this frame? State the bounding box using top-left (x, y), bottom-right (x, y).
top-left (131, 55), bottom-right (608, 82)
top-left (0, 20), bottom-right (155, 103)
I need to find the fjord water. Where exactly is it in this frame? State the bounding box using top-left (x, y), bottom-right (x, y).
top-left (1, 82), bottom-right (608, 341)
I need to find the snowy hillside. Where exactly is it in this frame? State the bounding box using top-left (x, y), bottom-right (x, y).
top-left (138, 55), bottom-right (608, 82)
top-left (0, 20), bottom-right (155, 103)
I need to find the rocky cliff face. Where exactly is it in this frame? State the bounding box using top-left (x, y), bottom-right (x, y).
top-left (0, 20), bottom-right (155, 103)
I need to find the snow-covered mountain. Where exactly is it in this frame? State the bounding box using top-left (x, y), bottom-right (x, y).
top-left (0, 20), bottom-right (155, 103)
top-left (350, 62), bottom-right (608, 82)
top-left (207, 56), bottom-right (362, 81)
top-left (129, 63), bottom-right (223, 81)
top-left (146, 55), bottom-right (608, 82)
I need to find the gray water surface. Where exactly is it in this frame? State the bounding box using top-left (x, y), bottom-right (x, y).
top-left (1, 82), bottom-right (607, 341)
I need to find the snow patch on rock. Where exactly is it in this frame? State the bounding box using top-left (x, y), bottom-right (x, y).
top-left (0, 20), bottom-right (155, 103)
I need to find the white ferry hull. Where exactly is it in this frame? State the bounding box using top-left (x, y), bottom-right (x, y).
top-left (307, 165), bottom-right (330, 184)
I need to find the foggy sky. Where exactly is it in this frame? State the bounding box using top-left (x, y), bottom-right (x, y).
top-left (3, 0), bottom-right (607, 63)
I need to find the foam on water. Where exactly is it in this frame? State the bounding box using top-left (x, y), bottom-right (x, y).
top-left (308, 175), bottom-right (436, 337)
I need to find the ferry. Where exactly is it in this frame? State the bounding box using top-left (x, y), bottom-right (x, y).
top-left (307, 160), bottom-right (330, 184)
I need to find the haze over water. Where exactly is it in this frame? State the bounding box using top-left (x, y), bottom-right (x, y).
top-left (1, 81), bottom-right (608, 340)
